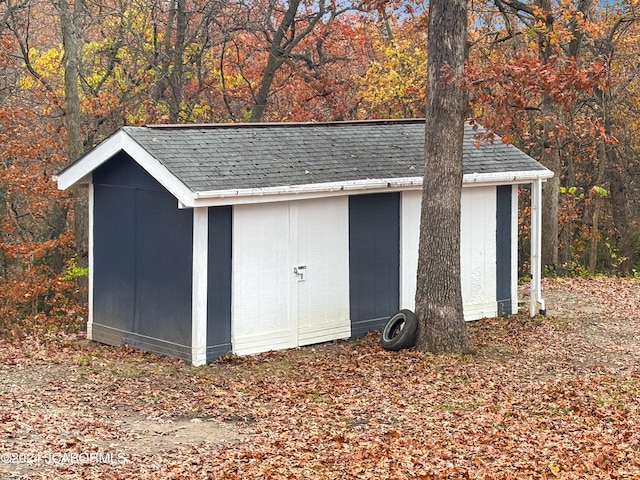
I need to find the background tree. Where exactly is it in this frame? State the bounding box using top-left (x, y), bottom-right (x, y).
top-left (357, 18), bottom-right (426, 118)
top-left (59, 0), bottom-right (89, 299)
top-left (469, 0), bottom-right (639, 274)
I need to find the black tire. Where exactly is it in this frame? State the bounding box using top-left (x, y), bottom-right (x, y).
top-left (379, 309), bottom-right (418, 351)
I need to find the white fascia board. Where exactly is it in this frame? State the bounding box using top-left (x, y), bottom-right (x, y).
top-left (191, 177), bottom-right (425, 207)
top-left (194, 177), bottom-right (424, 198)
top-left (188, 169), bottom-right (554, 208)
top-left (463, 169), bottom-right (554, 186)
top-left (54, 130), bottom-right (196, 207)
top-left (54, 131), bottom-right (127, 190)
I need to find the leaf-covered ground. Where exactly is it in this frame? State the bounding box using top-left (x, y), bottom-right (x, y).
top-left (1, 277), bottom-right (639, 479)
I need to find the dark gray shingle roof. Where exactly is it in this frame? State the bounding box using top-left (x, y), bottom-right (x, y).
top-left (121, 119), bottom-right (548, 193)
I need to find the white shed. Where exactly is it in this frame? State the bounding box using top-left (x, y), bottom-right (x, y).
top-left (55, 119), bottom-right (553, 365)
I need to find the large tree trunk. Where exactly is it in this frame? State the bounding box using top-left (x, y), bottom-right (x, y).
top-left (414, 0), bottom-right (470, 354)
top-left (152, 0), bottom-right (187, 123)
top-left (60, 0), bottom-right (83, 162)
top-left (60, 0), bottom-right (88, 300)
top-left (540, 96), bottom-right (560, 268)
top-left (536, 0), bottom-right (560, 268)
top-left (168, 0), bottom-right (186, 123)
top-left (608, 151), bottom-right (634, 275)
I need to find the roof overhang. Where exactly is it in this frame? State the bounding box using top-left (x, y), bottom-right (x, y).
top-left (54, 130), bottom-right (195, 207)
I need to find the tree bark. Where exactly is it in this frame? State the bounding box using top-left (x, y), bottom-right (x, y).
top-left (60, 0), bottom-right (84, 163)
top-left (152, 0), bottom-right (187, 123)
top-left (249, 0), bottom-right (302, 122)
top-left (414, 0), bottom-right (471, 354)
top-left (588, 140), bottom-right (607, 272)
top-left (60, 0), bottom-right (89, 300)
top-left (540, 96), bottom-right (560, 268)
top-left (608, 151), bottom-right (634, 274)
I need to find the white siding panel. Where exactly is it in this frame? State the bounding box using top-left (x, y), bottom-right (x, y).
top-left (232, 203), bottom-right (294, 355)
top-left (295, 197), bottom-right (350, 345)
top-left (401, 188), bottom-right (499, 321)
top-left (400, 190), bottom-right (422, 310)
top-left (191, 207), bottom-right (208, 366)
top-left (460, 187), bottom-right (497, 320)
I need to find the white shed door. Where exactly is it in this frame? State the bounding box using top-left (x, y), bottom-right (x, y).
top-left (232, 198), bottom-right (350, 356)
top-left (294, 198), bottom-right (350, 345)
top-left (232, 202), bottom-right (294, 356)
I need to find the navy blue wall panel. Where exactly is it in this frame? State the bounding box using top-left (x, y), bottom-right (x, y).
top-left (93, 152), bottom-right (165, 191)
top-left (134, 188), bottom-right (193, 344)
top-left (496, 185), bottom-right (513, 315)
top-left (206, 206), bottom-right (233, 362)
top-left (92, 154), bottom-right (193, 361)
top-left (93, 184), bottom-right (136, 333)
top-left (349, 193), bottom-right (400, 336)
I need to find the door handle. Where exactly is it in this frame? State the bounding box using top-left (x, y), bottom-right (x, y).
top-left (294, 264), bottom-right (307, 281)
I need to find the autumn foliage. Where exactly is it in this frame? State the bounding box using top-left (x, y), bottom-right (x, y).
top-left (0, 95), bottom-right (85, 336)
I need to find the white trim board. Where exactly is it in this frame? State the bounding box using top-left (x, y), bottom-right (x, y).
top-left (191, 207), bottom-right (209, 366)
top-left (55, 130), bottom-right (194, 207)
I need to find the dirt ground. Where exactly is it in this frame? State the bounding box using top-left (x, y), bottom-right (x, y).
top-left (1, 358), bottom-right (249, 478)
top-left (1, 336), bottom-right (254, 479)
top-left (520, 277), bottom-right (640, 370)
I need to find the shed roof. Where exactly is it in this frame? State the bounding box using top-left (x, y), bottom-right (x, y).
top-left (56, 119), bottom-right (553, 207)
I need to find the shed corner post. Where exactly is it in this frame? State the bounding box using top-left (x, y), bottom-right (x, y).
top-left (87, 183), bottom-right (95, 340)
top-left (191, 207), bottom-right (208, 366)
top-left (529, 178), bottom-right (546, 317)
top-left (510, 184), bottom-right (519, 315)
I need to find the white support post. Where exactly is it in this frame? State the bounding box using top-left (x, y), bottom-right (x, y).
top-left (87, 184), bottom-right (95, 340)
top-left (529, 179), bottom-right (545, 316)
top-left (191, 207), bottom-right (208, 366)
top-left (511, 184), bottom-right (519, 314)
